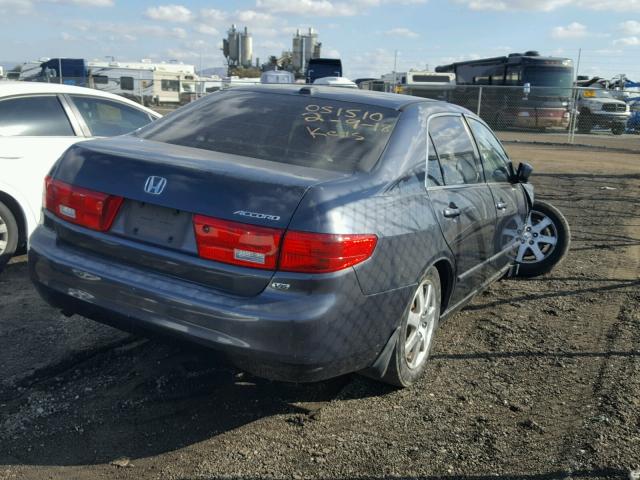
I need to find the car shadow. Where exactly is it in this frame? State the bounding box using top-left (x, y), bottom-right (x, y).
top-left (0, 325), bottom-right (390, 467)
top-left (463, 278), bottom-right (640, 312)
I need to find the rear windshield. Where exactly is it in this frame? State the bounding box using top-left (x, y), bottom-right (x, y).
top-left (136, 91), bottom-right (399, 172)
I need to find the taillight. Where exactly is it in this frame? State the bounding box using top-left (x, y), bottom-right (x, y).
top-left (44, 176), bottom-right (123, 232)
top-left (193, 214), bottom-right (283, 270)
top-left (193, 215), bottom-right (377, 273)
top-left (279, 231), bottom-right (378, 273)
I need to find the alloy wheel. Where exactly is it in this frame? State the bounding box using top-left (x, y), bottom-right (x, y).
top-left (503, 210), bottom-right (559, 264)
top-left (404, 279), bottom-right (438, 370)
top-left (0, 215), bottom-right (8, 255)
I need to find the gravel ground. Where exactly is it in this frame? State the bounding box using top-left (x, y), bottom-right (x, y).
top-left (0, 146), bottom-right (638, 480)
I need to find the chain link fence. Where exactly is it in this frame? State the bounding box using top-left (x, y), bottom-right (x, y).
top-left (388, 84), bottom-right (639, 145)
top-left (4, 76), bottom-right (639, 148)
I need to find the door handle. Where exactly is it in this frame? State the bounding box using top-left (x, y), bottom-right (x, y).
top-left (443, 203), bottom-right (461, 218)
top-left (496, 201), bottom-right (508, 210)
top-left (0, 156), bottom-right (22, 159)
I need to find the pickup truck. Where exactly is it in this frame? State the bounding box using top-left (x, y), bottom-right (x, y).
top-left (576, 88), bottom-right (630, 135)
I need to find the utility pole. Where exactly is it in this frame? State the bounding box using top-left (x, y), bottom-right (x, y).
top-left (393, 49), bottom-right (398, 91)
top-left (58, 57), bottom-right (62, 84)
top-left (568, 47), bottom-right (582, 144)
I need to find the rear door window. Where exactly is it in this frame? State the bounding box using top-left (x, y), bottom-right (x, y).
top-left (0, 95), bottom-right (74, 137)
top-left (429, 116), bottom-right (482, 185)
top-left (137, 91), bottom-right (400, 173)
top-left (70, 96), bottom-right (153, 137)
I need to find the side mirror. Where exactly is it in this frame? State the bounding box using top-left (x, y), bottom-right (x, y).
top-left (515, 162), bottom-right (533, 183)
top-left (523, 82), bottom-right (531, 96)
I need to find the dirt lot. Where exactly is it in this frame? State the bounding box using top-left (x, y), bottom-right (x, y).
top-left (1, 144), bottom-right (639, 480)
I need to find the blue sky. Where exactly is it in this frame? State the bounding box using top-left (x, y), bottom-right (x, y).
top-left (1, 0), bottom-right (639, 79)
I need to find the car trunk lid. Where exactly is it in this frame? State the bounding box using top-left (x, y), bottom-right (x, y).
top-left (50, 137), bottom-right (346, 295)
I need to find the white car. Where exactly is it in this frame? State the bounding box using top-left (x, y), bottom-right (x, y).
top-left (0, 81), bottom-right (160, 269)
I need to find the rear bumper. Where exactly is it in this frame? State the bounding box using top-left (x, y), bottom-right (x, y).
top-left (29, 225), bottom-right (411, 382)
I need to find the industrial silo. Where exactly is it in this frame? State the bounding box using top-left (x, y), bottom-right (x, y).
top-left (226, 25), bottom-right (240, 66)
top-left (239, 26), bottom-right (253, 68)
top-left (292, 28), bottom-right (320, 73)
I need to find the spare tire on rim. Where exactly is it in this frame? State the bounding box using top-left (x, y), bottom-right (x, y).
top-left (514, 200), bottom-right (571, 278)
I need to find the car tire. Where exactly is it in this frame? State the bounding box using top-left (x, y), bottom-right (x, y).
top-left (577, 110), bottom-right (592, 134)
top-left (611, 124), bottom-right (625, 135)
top-left (0, 201), bottom-right (19, 272)
top-left (515, 200), bottom-right (570, 278)
top-left (382, 267), bottom-right (441, 388)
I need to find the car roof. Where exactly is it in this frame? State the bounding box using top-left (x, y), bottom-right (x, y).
top-left (0, 81), bottom-right (160, 117)
top-left (227, 84), bottom-right (442, 111)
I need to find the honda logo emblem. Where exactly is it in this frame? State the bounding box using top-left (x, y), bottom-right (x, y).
top-left (144, 176), bottom-right (167, 195)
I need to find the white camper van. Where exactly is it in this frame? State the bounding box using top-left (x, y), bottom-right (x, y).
top-left (87, 60), bottom-right (198, 106)
top-left (382, 71), bottom-right (457, 100)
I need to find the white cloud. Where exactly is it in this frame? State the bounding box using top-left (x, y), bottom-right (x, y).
top-left (593, 48), bottom-right (623, 55)
top-left (166, 48), bottom-right (199, 60)
top-left (256, 0), bottom-right (358, 16)
top-left (620, 20), bottom-right (640, 35)
top-left (260, 39), bottom-right (286, 50)
top-left (200, 8), bottom-right (227, 22)
top-left (345, 48), bottom-right (396, 78)
top-left (551, 22), bottom-right (587, 39)
top-left (254, 0), bottom-right (426, 16)
top-left (2, 0), bottom-right (115, 11)
top-left (453, 0), bottom-right (640, 11)
top-left (145, 4), bottom-right (192, 23)
top-left (171, 27), bottom-right (187, 38)
top-left (166, 44), bottom-right (222, 62)
top-left (195, 24), bottom-right (219, 36)
top-left (250, 26), bottom-right (280, 38)
top-left (454, 0), bottom-right (568, 10)
top-left (438, 53), bottom-right (482, 64)
top-left (384, 27), bottom-right (419, 38)
top-left (613, 36), bottom-right (640, 45)
top-left (0, 0), bottom-right (33, 14)
top-left (237, 9), bottom-right (275, 23)
top-left (323, 47), bottom-right (341, 58)
top-left (68, 20), bottom-right (189, 41)
top-left (48, 0), bottom-right (114, 5)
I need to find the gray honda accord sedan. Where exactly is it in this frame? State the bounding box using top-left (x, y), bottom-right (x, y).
top-left (29, 85), bottom-right (569, 386)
